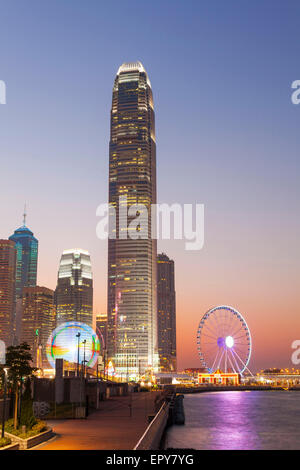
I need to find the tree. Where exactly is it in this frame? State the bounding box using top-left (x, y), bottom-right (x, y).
top-left (20, 377), bottom-right (36, 429)
top-left (4, 343), bottom-right (36, 429)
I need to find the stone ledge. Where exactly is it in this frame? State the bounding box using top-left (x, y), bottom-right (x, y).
top-left (5, 427), bottom-right (53, 450)
top-left (0, 442), bottom-right (19, 451)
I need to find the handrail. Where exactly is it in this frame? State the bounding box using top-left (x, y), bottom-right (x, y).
top-left (133, 401), bottom-right (168, 450)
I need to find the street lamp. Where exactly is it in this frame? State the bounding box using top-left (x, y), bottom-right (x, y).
top-left (105, 349), bottom-right (108, 381)
top-left (76, 332), bottom-right (81, 377)
top-left (82, 340), bottom-right (87, 379)
top-left (1, 368), bottom-right (8, 439)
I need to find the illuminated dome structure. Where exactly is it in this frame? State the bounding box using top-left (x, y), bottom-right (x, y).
top-left (197, 306), bottom-right (252, 375)
top-left (46, 321), bottom-right (100, 369)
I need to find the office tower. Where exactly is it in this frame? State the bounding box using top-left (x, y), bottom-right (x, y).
top-left (9, 214), bottom-right (38, 297)
top-left (107, 61), bottom-right (158, 377)
top-left (96, 313), bottom-right (108, 350)
top-left (9, 214), bottom-right (38, 342)
top-left (55, 249), bottom-right (93, 327)
top-left (0, 240), bottom-right (16, 348)
top-left (20, 286), bottom-right (56, 368)
top-left (157, 253), bottom-right (177, 372)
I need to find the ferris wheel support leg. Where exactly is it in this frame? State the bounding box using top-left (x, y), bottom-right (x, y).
top-left (227, 350), bottom-right (237, 373)
top-left (229, 348), bottom-right (239, 373)
top-left (211, 348), bottom-right (221, 372)
top-left (231, 348), bottom-right (254, 377)
top-left (216, 348), bottom-right (225, 371)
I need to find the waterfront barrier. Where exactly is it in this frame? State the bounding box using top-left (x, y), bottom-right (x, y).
top-left (168, 393), bottom-right (185, 425)
top-left (173, 395), bottom-right (185, 425)
top-left (134, 401), bottom-right (170, 450)
top-left (134, 392), bottom-right (186, 450)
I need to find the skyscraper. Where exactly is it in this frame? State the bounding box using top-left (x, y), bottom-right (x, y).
top-left (55, 249), bottom-right (93, 327)
top-left (9, 213), bottom-right (38, 343)
top-left (96, 313), bottom-right (107, 350)
top-left (20, 286), bottom-right (56, 368)
top-left (107, 62), bottom-right (158, 377)
top-left (0, 240), bottom-right (16, 347)
top-left (157, 253), bottom-right (177, 372)
top-left (9, 215), bottom-right (38, 297)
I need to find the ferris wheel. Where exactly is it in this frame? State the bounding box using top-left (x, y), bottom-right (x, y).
top-left (197, 306), bottom-right (252, 375)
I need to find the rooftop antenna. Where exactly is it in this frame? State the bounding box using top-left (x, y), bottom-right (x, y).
top-left (23, 203), bottom-right (27, 226)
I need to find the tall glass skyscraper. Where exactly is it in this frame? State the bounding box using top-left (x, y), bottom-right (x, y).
top-left (107, 62), bottom-right (158, 377)
top-left (55, 249), bottom-right (93, 327)
top-left (9, 221), bottom-right (38, 297)
top-left (157, 253), bottom-right (177, 372)
top-left (9, 217), bottom-right (38, 343)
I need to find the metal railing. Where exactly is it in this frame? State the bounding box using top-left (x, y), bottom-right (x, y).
top-left (134, 401), bottom-right (169, 450)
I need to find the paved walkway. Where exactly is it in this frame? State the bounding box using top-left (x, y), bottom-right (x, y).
top-left (36, 392), bottom-right (159, 450)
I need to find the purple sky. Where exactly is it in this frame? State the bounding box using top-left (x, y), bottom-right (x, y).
top-left (1, 0), bottom-right (300, 371)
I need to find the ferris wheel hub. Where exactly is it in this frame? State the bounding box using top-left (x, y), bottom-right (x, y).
top-left (225, 335), bottom-right (234, 348)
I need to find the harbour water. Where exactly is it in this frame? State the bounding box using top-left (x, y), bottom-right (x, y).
top-left (164, 391), bottom-right (300, 450)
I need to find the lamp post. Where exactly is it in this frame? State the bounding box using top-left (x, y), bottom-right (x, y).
top-left (82, 340), bottom-right (87, 379)
top-left (76, 332), bottom-right (81, 377)
top-left (1, 368), bottom-right (8, 439)
top-left (105, 350), bottom-right (108, 381)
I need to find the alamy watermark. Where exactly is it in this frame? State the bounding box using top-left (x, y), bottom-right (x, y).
top-left (291, 340), bottom-right (300, 365)
top-left (96, 197), bottom-right (204, 251)
top-left (0, 80), bottom-right (6, 104)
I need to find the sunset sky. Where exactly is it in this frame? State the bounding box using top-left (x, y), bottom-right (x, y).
top-left (1, 0), bottom-right (299, 371)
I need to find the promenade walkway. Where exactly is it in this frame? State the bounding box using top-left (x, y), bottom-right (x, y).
top-left (36, 391), bottom-right (159, 450)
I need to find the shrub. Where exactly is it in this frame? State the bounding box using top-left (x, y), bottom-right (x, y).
top-left (4, 419), bottom-right (15, 433)
top-left (4, 418), bottom-right (47, 438)
top-left (31, 421), bottom-right (47, 434)
top-left (0, 437), bottom-right (11, 448)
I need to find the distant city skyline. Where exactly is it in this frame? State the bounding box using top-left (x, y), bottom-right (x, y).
top-left (1, 1), bottom-right (299, 371)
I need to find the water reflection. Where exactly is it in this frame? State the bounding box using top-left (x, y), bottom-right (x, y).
top-left (165, 391), bottom-right (300, 450)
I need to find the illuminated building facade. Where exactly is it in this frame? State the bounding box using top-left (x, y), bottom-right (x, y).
top-left (55, 249), bottom-right (93, 327)
top-left (0, 240), bottom-right (16, 347)
top-left (107, 62), bottom-right (158, 376)
top-left (9, 219), bottom-right (38, 342)
top-left (21, 286), bottom-right (56, 368)
top-left (157, 253), bottom-right (176, 372)
top-left (9, 224), bottom-right (38, 297)
top-left (96, 313), bottom-right (107, 350)
top-left (198, 370), bottom-right (240, 386)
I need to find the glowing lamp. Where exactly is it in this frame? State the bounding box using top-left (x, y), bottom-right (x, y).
top-left (225, 335), bottom-right (234, 348)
